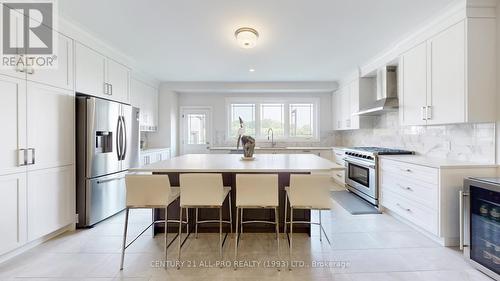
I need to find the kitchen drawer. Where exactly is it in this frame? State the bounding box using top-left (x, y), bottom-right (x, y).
top-left (380, 159), bottom-right (438, 185)
top-left (380, 171), bottom-right (437, 210)
top-left (333, 170), bottom-right (345, 184)
top-left (381, 189), bottom-right (438, 235)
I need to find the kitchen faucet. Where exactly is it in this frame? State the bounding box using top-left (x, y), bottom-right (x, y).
top-left (267, 128), bottom-right (276, 147)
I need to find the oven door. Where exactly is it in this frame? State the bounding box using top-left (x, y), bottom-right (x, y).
top-left (462, 179), bottom-right (500, 281)
top-left (345, 157), bottom-right (377, 203)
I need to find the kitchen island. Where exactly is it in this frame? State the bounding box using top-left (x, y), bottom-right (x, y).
top-left (129, 154), bottom-right (344, 234)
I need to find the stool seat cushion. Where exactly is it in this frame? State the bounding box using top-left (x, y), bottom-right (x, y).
top-left (236, 174), bottom-right (279, 207)
top-left (285, 186), bottom-right (332, 210)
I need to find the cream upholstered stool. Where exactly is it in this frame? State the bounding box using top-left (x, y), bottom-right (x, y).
top-left (234, 174), bottom-right (280, 270)
top-left (284, 174), bottom-right (332, 270)
top-left (177, 173), bottom-right (232, 267)
top-left (120, 174), bottom-right (187, 270)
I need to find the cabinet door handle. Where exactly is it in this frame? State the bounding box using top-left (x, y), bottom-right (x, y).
top-left (18, 149), bottom-right (28, 166)
top-left (15, 55), bottom-right (25, 72)
top-left (28, 148), bottom-right (35, 165)
top-left (421, 106), bottom-right (427, 120)
top-left (27, 67), bottom-right (34, 75)
top-left (426, 106), bottom-right (432, 120)
top-left (109, 84), bottom-right (113, 95)
top-left (104, 83), bottom-right (108, 95)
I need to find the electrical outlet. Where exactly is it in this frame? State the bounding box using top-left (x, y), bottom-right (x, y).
top-left (444, 141), bottom-right (451, 151)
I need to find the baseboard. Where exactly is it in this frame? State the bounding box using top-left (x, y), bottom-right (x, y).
top-left (0, 223), bottom-right (75, 265)
top-left (384, 209), bottom-right (458, 247)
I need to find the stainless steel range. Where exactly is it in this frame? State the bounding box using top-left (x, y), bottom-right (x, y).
top-left (344, 147), bottom-right (414, 206)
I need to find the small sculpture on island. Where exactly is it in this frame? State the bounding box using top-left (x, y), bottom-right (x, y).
top-left (236, 117), bottom-right (256, 158)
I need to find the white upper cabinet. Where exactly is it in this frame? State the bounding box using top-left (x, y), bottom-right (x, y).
top-left (400, 42), bottom-right (428, 126)
top-left (428, 20), bottom-right (466, 125)
top-left (106, 59), bottom-right (130, 104)
top-left (75, 42), bottom-right (106, 97)
top-left (26, 82), bottom-right (75, 171)
top-left (130, 78), bottom-right (158, 131)
top-left (400, 18), bottom-right (496, 126)
top-left (332, 78), bottom-right (373, 131)
top-left (26, 33), bottom-right (74, 91)
top-left (0, 75), bottom-right (27, 176)
top-left (75, 42), bottom-right (131, 104)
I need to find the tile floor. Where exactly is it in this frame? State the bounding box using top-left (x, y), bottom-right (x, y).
top-left (0, 197), bottom-right (493, 281)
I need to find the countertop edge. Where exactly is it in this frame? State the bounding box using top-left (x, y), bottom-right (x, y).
top-left (378, 155), bottom-right (498, 169)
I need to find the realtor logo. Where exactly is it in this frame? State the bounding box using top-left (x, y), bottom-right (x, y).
top-left (1, 0), bottom-right (58, 69)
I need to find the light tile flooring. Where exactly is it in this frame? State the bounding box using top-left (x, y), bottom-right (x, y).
top-left (0, 198), bottom-right (493, 281)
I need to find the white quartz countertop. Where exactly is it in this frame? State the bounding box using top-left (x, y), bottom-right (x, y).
top-left (209, 146), bottom-right (333, 150)
top-left (130, 153), bottom-right (344, 173)
top-left (140, 147), bottom-right (170, 153)
top-left (379, 155), bottom-right (498, 169)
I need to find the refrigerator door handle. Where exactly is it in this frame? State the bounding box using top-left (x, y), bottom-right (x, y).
top-left (121, 116), bottom-right (128, 161)
top-left (116, 116), bottom-right (122, 160)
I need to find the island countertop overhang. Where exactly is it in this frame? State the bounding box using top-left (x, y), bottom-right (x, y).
top-left (129, 153), bottom-right (344, 173)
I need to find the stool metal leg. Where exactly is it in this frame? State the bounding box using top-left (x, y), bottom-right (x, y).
top-left (284, 196), bottom-right (288, 234)
top-left (195, 208), bottom-right (199, 239)
top-left (275, 207), bottom-right (280, 272)
top-left (234, 207), bottom-right (239, 270)
top-left (165, 207), bottom-right (168, 262)
top-left (120, 208), bottom-right (129, 270)
top-left (289, 207), bottom-right (293, 271)
top-left (177, 207), bottom-right (183, 269)
top-left (219, 206), bottom-right (223, 263)
top-left (229, 193), bottom-right (233, 233)
top-left (319, 210), bottom-right (322, 242)
top-left (186, 208), bottom-right (189, 236)
top-left (240, 208), bottom-right (243, 235)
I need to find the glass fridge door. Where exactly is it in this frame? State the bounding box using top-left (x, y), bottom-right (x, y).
top-left (470, 185), bottom-right (500, 275)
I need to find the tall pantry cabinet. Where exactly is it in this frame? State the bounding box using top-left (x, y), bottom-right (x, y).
top-left (0, 32), bottom-right (75, 256)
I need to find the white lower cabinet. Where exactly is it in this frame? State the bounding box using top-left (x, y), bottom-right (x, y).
top-left (27, 166), bottom-right (74, 241)
top-left (141, 148), bottom-right (171, 166)
top-left (0, 173), bottom-right (27, 255)
top-left (380, 158), bottom-right (496, 246)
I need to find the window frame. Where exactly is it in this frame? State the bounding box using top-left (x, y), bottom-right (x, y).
top-left (225, 97), bottom-right (320, 142)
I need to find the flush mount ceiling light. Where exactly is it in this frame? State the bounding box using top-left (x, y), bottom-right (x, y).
top-left (235, 27), bottom-right (259, 49)
top-left (249, 68), bottom-right (255, 72)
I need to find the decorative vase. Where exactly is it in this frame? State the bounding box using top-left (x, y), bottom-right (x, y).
top-left (241, 135), bottom-right (255, 158)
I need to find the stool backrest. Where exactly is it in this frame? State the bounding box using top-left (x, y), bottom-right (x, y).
top-left (236, 174), bottom-right (278, 207)
top-left (289, 174), bottom-right (331, 208)
top-left (125, 174), bottom-right (171, 207)
top-left (180, 173), bottom-right (224, 206)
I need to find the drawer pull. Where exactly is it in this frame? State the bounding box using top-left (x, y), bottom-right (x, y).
top-left (336, 173), bottom-right (342, 178)
top-left (402, 168), bottom-right (412, 173)
top-left (396, 203), bottom-right (411, 212)
top-left (398, 184), bottom-right (413, 191)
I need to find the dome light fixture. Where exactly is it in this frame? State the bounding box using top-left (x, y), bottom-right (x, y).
top-left (235, 27), bottom-right (259, 49)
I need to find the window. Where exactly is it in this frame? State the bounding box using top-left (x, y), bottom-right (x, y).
top-left (226, 98), bottom-right (319, 141)
top-left (260, 104), bottom-right (284, 137)
top-left (229, 104), bottom-right (255, 137)
top-left (290, 103), bottom-right (314, 138)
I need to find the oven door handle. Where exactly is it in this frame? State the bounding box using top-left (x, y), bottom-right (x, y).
top-left (459, 190), bottom-right (469, 250)
top-left (344, 158), bottom-right (376, 169)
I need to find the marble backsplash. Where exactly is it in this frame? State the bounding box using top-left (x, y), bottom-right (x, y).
top-left (337, 112), bottom-right (496, 163)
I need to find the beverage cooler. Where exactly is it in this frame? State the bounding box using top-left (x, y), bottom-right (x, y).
top-left (461, 178), bottom-right (500, 280)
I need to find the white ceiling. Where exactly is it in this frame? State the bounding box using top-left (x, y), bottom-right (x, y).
top-left (60, 0), bottom-right (458, 82)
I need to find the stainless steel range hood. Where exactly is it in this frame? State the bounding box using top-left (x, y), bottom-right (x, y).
top-left (356, 66), bottom-right (398, 116)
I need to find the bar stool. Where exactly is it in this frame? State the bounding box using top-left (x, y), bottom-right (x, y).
top-left (178, 173), bottom-right (232, 267)
top-left (120, 174), bottom-right (187, 270)
top-left (234, 174), bottom-right (280, 270)
top-left (284, 174), bottom-right (332, 270)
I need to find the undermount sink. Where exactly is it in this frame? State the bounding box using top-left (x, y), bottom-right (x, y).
top-left (257, 146), bottom-right (288, 150)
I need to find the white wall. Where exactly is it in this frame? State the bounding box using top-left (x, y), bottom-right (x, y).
top-left (177, 91), bottom-right (334, 146)
top-left (147, 85), bottom-right (179, 156)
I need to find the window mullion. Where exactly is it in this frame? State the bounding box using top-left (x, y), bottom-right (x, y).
top-left (284, 102), bottom-right (290, 139)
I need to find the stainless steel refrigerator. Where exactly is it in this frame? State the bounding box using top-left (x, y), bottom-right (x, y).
top-left (76, 95), bottom-right (140, 227)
